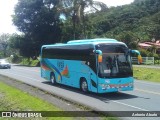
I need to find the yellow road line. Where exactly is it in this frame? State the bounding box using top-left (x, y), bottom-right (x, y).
top-left (135, 88), bottom-right (160, 95)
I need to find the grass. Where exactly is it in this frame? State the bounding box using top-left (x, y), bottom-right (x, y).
top-left (8, 56), bottom-right (40, 67)
top-left (20, 58), bottom-right (39, 66)
top-left (0, 81), bottom-right (117, 120)
top-left (0, 81), bottom-right (71, 120)
top-left (133, 66), bottom-right (160, 83)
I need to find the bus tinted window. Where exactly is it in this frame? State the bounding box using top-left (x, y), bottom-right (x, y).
top-left (42, 44), bottom-right (96, 73)
top-left (42, 44), bottom-right (94, 60)
top-left (96, 44), bottom-right (128, 53)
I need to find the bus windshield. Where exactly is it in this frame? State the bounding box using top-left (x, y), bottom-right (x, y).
top-left (96, 44), bottom-right (133, 78)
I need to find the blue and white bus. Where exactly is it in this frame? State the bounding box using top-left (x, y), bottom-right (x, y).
top-left (40, 38), bottom-right (142, 93)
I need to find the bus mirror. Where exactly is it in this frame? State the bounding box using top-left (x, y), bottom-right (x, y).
top-left (93, 50), bottom-right (102, 62)
top-left (98, 55), bottom-right (102, 63)
top-left (138, 55), bottom-right (142, 64)
top-left (95, 50), bottom-right (102, 55)
top-left (131, 50), bottom-right (140, 55)
top-left (131, 50), bottom-right (142, 64)
top-left (95, 50), bottom-right (102, 63)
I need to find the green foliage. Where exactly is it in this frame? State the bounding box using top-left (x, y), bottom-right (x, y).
top-left (133, 66), bottom-right (160, 83)
top-left (0, 81), bottom-right (73, 120)
top-left (0, 52), bottom-right (4, 58)
top-left (139, 49), bottom-right (149, 57)
top-left (152, 53), bottom-right (159, 59)
top-left (90, 0), bottom-right (160, 44)
top-left (10, 54), bottom-right (23, 63)
top-left (12, 0), bottom-right (108, 56)
top-left (20, 58), bottom-right (40, 67)
top-left (13, 0), bottom-right (62, 57)
top-left (60, 0), bottom-right (107, 40)
top-left (0, 81), bottom-right (61, 111)
top-left (11, 0), bottom-right (160, 57)
top-left (8, 53), bottom-right (39, 66)
top-left (0, 33), bottom-right (11, 57)
top-left (116, 31), bottom-right (137, 49)
top-left (139, 49), bottom-right (160, 59)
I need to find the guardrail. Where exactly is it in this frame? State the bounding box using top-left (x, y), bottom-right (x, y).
top-left (132, 57), bottom-right (154, 65)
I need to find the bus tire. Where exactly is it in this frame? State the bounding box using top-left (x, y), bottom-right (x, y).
top-left (50, 73), bottom-right (56, 85)
top-left (80, 79), bottom-right (88, 93)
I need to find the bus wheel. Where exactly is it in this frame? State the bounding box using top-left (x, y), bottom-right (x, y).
top-left (80, 79), bottom-right (88, 92)
top-left (50, 73), bottom-right (56, 85)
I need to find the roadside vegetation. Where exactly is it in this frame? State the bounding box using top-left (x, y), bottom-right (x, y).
top-left (0, 80), bottom-right (117, 120)
top-left (0, 0), bottom-right (160, 61)
top-left (19, 58), bottom-right (39, 66)
top-left (133, 66), bottom-right (160, 83)
top-left (7, 55), bottom-right (40, 67)
top-left (1, 1), bottom-right (160, 119)
top-left (0, 0), bottom-right (159, 70)
top-left (0, 81), bottom-right (71, 120)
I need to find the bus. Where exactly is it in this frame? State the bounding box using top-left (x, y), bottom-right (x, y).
top-left (40, 38), bottom-right (142, 93)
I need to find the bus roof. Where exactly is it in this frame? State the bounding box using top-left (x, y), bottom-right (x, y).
top-left (42, 38), bottom-right (125, 48)
top-left (67, 38), bottom-right (118, 44)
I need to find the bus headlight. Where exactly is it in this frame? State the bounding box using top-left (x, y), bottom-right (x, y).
top-left (99, 84), bottom-right (106, 89)
top-left (129, 82), bottom-right (133, 87)
top-left (99, 84), bottom-right (110, 90)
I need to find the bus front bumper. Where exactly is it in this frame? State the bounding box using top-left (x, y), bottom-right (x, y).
top-left (98, 82), bottom-right (134, 93)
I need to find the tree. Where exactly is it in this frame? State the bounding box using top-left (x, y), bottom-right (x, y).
top-left (9, 33), bottom-right (24, 56)
top-left (60, 0), bottom-right (108, 39)
top-left (0, 34), bottom-right (11, 57)
top-left (117, 32), bottom-right (138, 49)
top-left (148, 45), bottom-right (157, 54)
top-left (12, 0), bottom-right (62, 57)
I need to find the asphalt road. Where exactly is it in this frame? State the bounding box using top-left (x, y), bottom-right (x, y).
top-left (0, 65), bottom-right (160, 119)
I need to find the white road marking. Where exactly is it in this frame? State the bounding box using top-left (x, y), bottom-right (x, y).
top-left (0, 68), bottom-right (154, 112)
top-left (135, 80), bottom-right (160, 86)
top-left (112, 100), bottom-right (149, 111)
top-left (135, 88), bottom-right (160, 95)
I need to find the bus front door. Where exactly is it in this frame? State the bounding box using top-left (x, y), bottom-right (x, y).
top-left (90, 71), bottom-right (98, 93)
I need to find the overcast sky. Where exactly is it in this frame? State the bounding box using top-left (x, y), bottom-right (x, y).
top-left (0, 0), bottom-right (134, 34)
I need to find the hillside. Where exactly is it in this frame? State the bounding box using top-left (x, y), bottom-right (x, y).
top-left (4, 0), bottom-right (160, 58)
top-left (90, 0), bottom-right (160, 45)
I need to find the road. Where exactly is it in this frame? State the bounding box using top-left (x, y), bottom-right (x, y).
top-left (0, 65), bottom-right (160, 119)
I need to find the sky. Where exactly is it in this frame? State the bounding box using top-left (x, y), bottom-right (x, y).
top-left (0, 0), bottom-right (134, 34)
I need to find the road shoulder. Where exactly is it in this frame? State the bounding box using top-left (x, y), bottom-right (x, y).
top-left (0, 75), bottom-right (103, 120)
